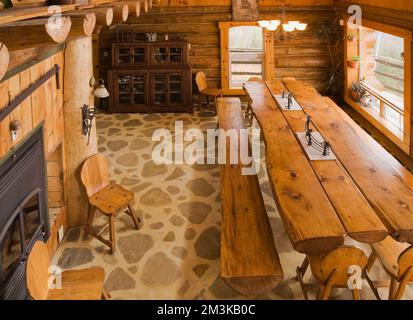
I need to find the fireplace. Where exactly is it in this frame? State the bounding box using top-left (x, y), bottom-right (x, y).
top-left (0, 127), bottom-right (49, 300)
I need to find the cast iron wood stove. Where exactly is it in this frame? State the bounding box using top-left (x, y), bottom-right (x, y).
top-left (0, 127), bottom-right (49, 300)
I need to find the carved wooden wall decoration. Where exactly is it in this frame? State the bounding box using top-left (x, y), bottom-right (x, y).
top-left (232, 0), bottom-right (258, 21)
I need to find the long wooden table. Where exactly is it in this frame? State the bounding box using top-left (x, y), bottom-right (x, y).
top-left (244, 79), bottom-right (413, 255)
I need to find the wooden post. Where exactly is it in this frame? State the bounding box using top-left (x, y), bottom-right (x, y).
top-left (0, 17), bottom-right (71, 50)
top-left (67, 13), bottom-right (96, 39)
top-left (0, 43), bottom-right (9, 81)
top-left (63, 37), bottom-right (97, 227)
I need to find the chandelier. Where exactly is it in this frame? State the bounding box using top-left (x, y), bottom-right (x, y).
top-left (258, 20), bottom-right (307, 32)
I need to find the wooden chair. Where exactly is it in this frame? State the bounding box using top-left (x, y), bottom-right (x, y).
top-left (364, 236), bottom-right (413, 300)
top-left (26, 241), bottom-right (109, 300)
top-left (195, 71), bottom-right (223, 114)
top-left (296, 246), bottom-right (368, 300)
top-left (81, 154), bottom-right (141, 254)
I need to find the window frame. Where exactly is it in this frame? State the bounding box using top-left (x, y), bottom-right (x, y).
top-left (219, 21), bottom-right (275, 95)
top-left (344, 17), bottom-right (412, 153)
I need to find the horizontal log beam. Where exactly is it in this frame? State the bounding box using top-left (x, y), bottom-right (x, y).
top-left (0, 17), bottom-right (71, 50)
top-left (125, 0), bottom-right (141, 18)
top-left (66, 8), bottom-right (113, 27)
top-left (111, 3), bottom-right (129, 25)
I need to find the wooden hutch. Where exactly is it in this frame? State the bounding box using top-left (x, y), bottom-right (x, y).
top-left (108, 35), bottom-right (193, 113)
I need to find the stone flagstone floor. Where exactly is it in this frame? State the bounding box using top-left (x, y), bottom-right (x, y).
top-left (52, 110), bottom-right (413, 300)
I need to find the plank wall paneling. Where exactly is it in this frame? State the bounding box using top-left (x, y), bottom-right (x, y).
top-left (99, 5), bottom-right (342, 95)
top-left (0, 50), bottom-right (65, 160)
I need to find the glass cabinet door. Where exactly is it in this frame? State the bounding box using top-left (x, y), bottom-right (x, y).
top-left (169, 74), bottom-right (183, 104)
top-left (154, 47), bottom-right (167, 64)
top-left (153, 74), bottom-right (167, 105)
top-left (117, 74), bottom-right (131, 104)
top-left (169, 47), bottom-right (183, 64)
top-left (132, 74), bottom-right (146, 105)
top-left (132, 47), bottom-right (146, 64)
top-left (117, 47), bottom-right (132, 65)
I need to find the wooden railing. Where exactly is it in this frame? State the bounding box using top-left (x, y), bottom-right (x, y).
top-left (374, 55), bottom-right (404, 95)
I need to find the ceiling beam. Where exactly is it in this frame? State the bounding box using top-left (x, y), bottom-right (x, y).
top-left (0, 16), bottom-right (72, 51)
top-left (66, 12), bottom-right (96, 40)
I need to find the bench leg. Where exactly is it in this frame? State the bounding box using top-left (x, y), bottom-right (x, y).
top-left (127, 204), bottom-right (141, 230)
top-left (102, 289), bottom-right (111, 300)
top-left (366, 251), bottom-right (378, 273)
top-left (84, 204), bottom-right (96, 240)
top-left (363, 270), bottom-right (382, 300)
top-left (317, 269), bottom-right (338, 300)
top-left (351, 289), bottom-right (360, 300)
top-left (109, 215), bottom-right (116, 254)
top-left (394, 267), bottom-right (413, 300)
top-left (296, 257), bottom-right (310, 300)
top-left (389, 278), bottom-right (398, 300)
top-left (198, 94), bottom-right (205, 109)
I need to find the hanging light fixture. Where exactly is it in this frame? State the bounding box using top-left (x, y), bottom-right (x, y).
top-left (259, 19), bottom-right (306, 32)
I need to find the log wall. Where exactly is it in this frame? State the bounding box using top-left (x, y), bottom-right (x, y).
top-left (98, 5), bottom-right (342, 95)
top-left (0, 49), bottom-right (64, 160)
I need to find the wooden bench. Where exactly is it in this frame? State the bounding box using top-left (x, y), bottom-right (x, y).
top-left (217, 97), bottom-right (283, 296)
top-left (243, 81), bottom-right (346, 256)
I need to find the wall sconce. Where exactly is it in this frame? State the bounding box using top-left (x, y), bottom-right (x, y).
top-left (82, 78), bottom-right (110, 145)
top-left (9, 120), bottom-right (21, 143)
top-left (89, 77), bottom-right (110, 98)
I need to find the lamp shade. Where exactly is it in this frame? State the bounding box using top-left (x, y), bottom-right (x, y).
top-left (283, 23), bottom-right (295, 32)
top-left (258, 20), bottom-right (269, 28)
top-left (296, 23), bottom-right (308, 31)
top-left (94, 83), bottom-right (110, 98)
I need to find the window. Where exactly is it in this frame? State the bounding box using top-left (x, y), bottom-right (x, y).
top-left (219, 22), bottom-right (275, 95)
top-left (229, 26), bottom-right (264, 88)
top-left (345, 18), bottom-right (412, 152)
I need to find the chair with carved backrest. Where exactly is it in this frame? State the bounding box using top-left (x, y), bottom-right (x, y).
top-left (195, 71), bottom-right (223, 114)
top-left (26, 241), bottom-right (108, 300)
top-left (364, 236), bottom-right (413, 300)
top-left (80, 154), bottom-right (141, 254)
top-left (296, 245), bottom-right (368, 300)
